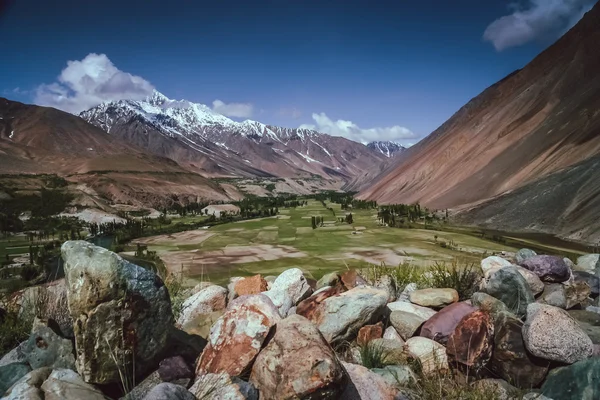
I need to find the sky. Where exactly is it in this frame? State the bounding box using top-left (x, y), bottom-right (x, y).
top-left (0, 0), bottom-right (596, 145)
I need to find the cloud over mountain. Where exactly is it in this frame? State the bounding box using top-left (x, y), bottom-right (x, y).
top-left (212, 99), bottom-right (254, 118)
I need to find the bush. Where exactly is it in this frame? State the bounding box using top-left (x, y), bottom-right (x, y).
top-left (362, 262), bottom-right (429, 292)
top-left (426, 261), bottom-right (480, 301)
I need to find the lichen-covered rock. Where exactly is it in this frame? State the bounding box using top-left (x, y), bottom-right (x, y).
top-left (420, 301), bottom-right (477, 345)
top-left (541, 357), bottom-right (600, 400)
top-left (516, 249), bottom-right (537, 265)
top-left (409, 288), bottom-right (458, 308)
top-left (249, 314), bottom-right (345, 399)
top-left (340, 362), bottom-right (399, 400)
top-left (61, 241), bottom-right (173, 384)
top-left (520, 255), bottom-right (571, 283)
top-left (23, 325), bottom-right (76, 370)
top-left (523, 303), bottom-right (593, 364)
top-left (484, 267), bottom-right (534, 318)
top-left (357, 322), bottom-right (384, 346)
top-left (234, 274), bottom-right (268, 297)
top-left (296, 284), bottom-right (345, 321)
top-left (490, 313), bottom-right (549, 389)
top-left (189, 373), bottom-right (250, 400)
top-left (263, 268), bottom-right (312, 317)
top-left (576, 254), bottom-right (600, 273)
top-left (180, 310), bottom-right (224, 339)
top-left (303, 286), bottom-right (388, 343)
top-left (176, 285), bottom-right (227, 327)
top-left (196, 294), bottom-right (281, 376)
top-left (446, 310), bottom-right (494, 370)
top-left (387, 300), bottom-right (437, 320)
top-left (373, 275), bottom-right (397, 303)
top-left (404, 337), bottom-right (448, 375)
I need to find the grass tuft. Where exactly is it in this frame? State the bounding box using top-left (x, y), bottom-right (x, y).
top-left (426, 261), bottom-right (480, 301)
top-left (359, 341), bottom-right (389, 369)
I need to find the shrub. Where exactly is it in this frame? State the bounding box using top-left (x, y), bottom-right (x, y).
top-left (426, 261), bottom-right (480, 301)
top-left (362, 262), bottom-right (428, 292)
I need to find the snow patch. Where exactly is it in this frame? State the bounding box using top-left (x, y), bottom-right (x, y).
top-left (9, 130), bottom-right (14, 139)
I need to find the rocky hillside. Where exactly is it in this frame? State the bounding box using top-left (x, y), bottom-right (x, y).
top-left (81, 91), bottom-right (386, 181)
top-left (359, 3), bottom-right (600, 240)
top-left (2, 242), bottom-right (600, 399)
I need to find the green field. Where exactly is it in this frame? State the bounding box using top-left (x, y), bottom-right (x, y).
top-left (133, 200), bottom-right (523, 285)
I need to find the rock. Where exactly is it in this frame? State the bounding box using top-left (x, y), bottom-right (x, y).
top-left (387, 301), bottom-right (437, 320)
top-left (573, 271), bottom-right (600, 296)
top-left (263, 268), bottom-right (312, 317)
top-left (397, 283), bottom-right (418, 302)
top-left (541, 357), bottom-right (600, 400)
top-left (249, 314), bottom-right (345, 399)
top-left (522, 393), bottom-right (552, 400)
top-left (568, 310), bottom-right (600, 344)
top-left (0, 341), bottom-right (27, 368)
top-left (564, 281), bottom-right (592, 309)
top-left (404, 337), bottom-right (448, 375)
top-left (161, 327), bottom-right (207, 367)
top-left (196, 294), bottom-right (281, 376)
top-left (0, 363), bottom-right (31, 395)
top-left (176, 285), bottom-right (228, 327)
top-left (340, 270), bottom-right (367, 290)
top-left (180, 310), bottom-right (224, 339)
top-left (371, 365), bottom-right (416, 388)
top-left (540, 284), bottom-right (568, 308)
top-left (523, 303), bottom-right (593, 364)
top-left (303, 286), bottom-right (388, 343)
top-left (61, 241), bottom-right (173, 384)
top-left (484, 267), bottom-right (534, 318)
top-left (576, 254), bottom-right (600, 273)
top-left (382, 326), bottom-right (404, 343)
top-left (490, 313), bottom-right (549, 389)
top-left (520, 255), bottom-right (571, 283)
top-left (471, 292), bottom-right (508, 315)
top-left (317, 272), bottom-right (340, 289)
top-left (357, 322), bottom-right (384, 346)
top-left (420, 301), bottom-right (477, 345)
top-left (23, 325), bottom-right (76, 370)
top-left (541, 282), bottom-right (591, 309)
top-left (125, 371), bottom-right (162, 400)
top-left (227, 277), bottom-right (244, 303)
top-left (481, 256), bottom-right (513, 279)
top-left (369, 338), bottom-right (410, 365)
top-left (340, 361), bottom-right (399, 400)
top-left (40, 369), bottom-right (107, 400)
top-left (1, 367), bottom-right (51, 400)
top-left (189, 373), bottom-right (250, 400)
top-left (389, 311), bottom-right (425, 340)
top-left (373, 275), bottom-right (397, 303)
top-left (158, 356), bottom-right (192, 383)
top-left (231, 377), bottom-right (258, 400)
top-left (471, 379), bottom-right (519, 400)
top-left (514, 266), bottom-right (545, 296)
top-left (234, 275), bottom-right (268, 297)
top-left (409, 288), bottom-right (458, 308)
top-left (446, 310), bottom-right (494, 370)
top-left (143, 383), bottom-right (195, 400)
top-left (296, 284), bottom-right (345, 321)
top-left (516, 249), bottom-right (538, 265)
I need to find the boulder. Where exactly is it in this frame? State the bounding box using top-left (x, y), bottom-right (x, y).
top-left (316, 272), bottom-right (340, 289)
top-left (249, 314), bottom-right (345, 399)
top-left (196, 294), bottom-right (281, 376)
top-left (382, 326), bottom-right (404, 343)
top-left (263, 268), bottom-right (312, 317)
top-left (471, 379), bottom-right (520, 400)
top-left (296, 284), bottom-right (345, 321)
top-left (484, 267), bottom-right (534, 318)
top-left (0, 362), bottom-right (31, 395)
top-left (0, 341), bottom-right (27, 368)
top-left (409, 288), bottom-right (458, 308)
top-left (40, 369), bottom-right (108, 400)
top-left (180, 310), bottom-right (224, 339)
top-left (23, 325), bottom-right (76, 370)
top-left (397, 283), bottom-right (418, 302)
top-left (404, 337), bottom-right (448, 375)
top-left (576, 254), bottom-right (600, 273)
top-left (387, 301), bottom-right (437, 320)
top-left (61, 241), bottom-right (173, 384)
top-left (389, 311), bottom-right (425, 340)
top-left (125, 371), bottom-right (162, 400)
top-left (481, 256), bottom-right (512, 277)
top-left (541, 282), bottom-right (591, 309)
top-left (189, 373), bottom-right (252, 400)
top-left (158, 355), bottom-right (193, 383)
top-left (516, 249), bottom-right (537, 265)
top-left (573, 271), bottom-right (600, 296)
top-left (541, 357), bottom-right (600, 400)
top-left (234, 274), bottom-right (268, 296)
top-left (371, 365), bottom-right (416, 388)
top-left (420, 301), bottom-right (477, 345)
top-left (1, 367), bottom-right (51, 400)
top-left (227, 277), bottom-right (244, 303)
top-left (520, 255), bottom-right (571, 283)
top-left (446, 310), bottom-right (494, 370)
top-left (143, 383), bottom-right (195, 400)
top-left (568, 310), bottom-right (600, 344)
top-left (369, 338), bottom-right (410, 365)
top-left (302, 286), bottom-right (388, 343)
top-left (340, 361), bottom-right (399, 400)
top-left (357, 322), bottom-right (384, 346)
top-left (471, 292), bottom-right (508, 316)
top-left (340, 270), bottom-right (367, 290)
top-left (523, 303), bottom-right (593, 364)
top-left (490, 313), bottom-right (549, 389)
top-left (514, 266), bottom-right (545, 296)
top-left (373, 275), bottom-right (397, 303)
top-left (176, 285), bottom-right (228, 327)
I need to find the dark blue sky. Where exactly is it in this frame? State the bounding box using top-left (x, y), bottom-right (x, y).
top-left (0, 0), bottom-right (595, 144)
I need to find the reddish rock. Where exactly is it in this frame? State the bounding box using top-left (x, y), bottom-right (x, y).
top-left (357, 322), bottom-right (384, 346)
top-left (196, 294), bottom-right (281, 376)
top-left (421, 302), bottom-right (477, 345)
top-left (341, 270), bottom-right (367, 290)
top-left (446, 310), bottom-right (494, 370)
top-left (234, 275), bottom-right (268, 296)
top-left (297, 284), bottom-right (345, 321)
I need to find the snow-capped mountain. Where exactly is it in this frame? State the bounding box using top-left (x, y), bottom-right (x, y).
top-left (367, 141), bottom-right (406, 158)
top-left (81, 90), bottom-right (385, 180)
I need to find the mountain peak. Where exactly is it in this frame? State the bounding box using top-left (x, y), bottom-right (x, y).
top-left (145, 90), bottom-right (170, 106)
top-left (367, 141), bottom-right (405, 158)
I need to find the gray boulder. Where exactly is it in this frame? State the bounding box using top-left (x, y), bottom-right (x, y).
top-left (576, 254), bottom-right (600, 274)
top-left (520, 255), bottom-right (571, 283)
top-left (541, 357), bottom-right (600, 400)
top-left (0, 362), bottom-right (31, 395)
top-left (23, 325), bottom-right (75, 370)
top-left (263, 268), bottom-right (312, 317)
top-left (573, 271), bottom-right (600, 296)
top-left (516, 249), bottom-right (537, 265)
top-left (484, 267), bottom-right (534, 318)
top-left (61, 241), bottom-right (173, 384)
top-left (389, 311), bottom-right (425, 340)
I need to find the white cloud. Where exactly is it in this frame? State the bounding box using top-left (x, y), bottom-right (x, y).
top-left (484, 0), bottom-right (595, 51)
top-left (299, 112), bottom-right (418, 145)
top-left (34, 53), bottom-right (155, 113)
top-left (212, 100), bottom-right (254, 118)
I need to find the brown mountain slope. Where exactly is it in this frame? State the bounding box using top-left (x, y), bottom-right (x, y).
top-left (0, 98), bottom-right (234, 204)
top-left (359, 2), bottom-right (600, 211)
